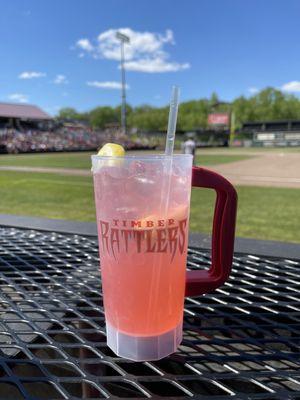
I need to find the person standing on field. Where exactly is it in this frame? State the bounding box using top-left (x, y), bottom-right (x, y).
top-left (181, 136), bottom-right (196, 164)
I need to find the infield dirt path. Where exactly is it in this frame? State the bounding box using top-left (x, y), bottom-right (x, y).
top-left (0, 151), bottom-right (299, 188)
top-left (209, 152), bottom-right (300, 188)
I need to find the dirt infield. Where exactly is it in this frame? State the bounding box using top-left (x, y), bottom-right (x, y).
top-left (210, 152), bottom-right (300, 188)
top-left (0, 150), bottom-right (299, 188)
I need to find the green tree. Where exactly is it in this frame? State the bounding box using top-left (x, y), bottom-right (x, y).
top-left (232, 88), bottom-right (300, 128)
top-left (128, 106), bottom-right (168, 131)
top-left (89, 107), bottom-right (118, 129)
top-left (57, 87), bottom-right (300, 132)
top-left (58, 107), bottom-right (80, 120)
top-left (177, 100), bottom-right (210, 130)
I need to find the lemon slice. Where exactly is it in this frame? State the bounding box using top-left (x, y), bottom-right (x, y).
top-left (97, 143), bottom-right (125, 157)
top-left (95, 143), bottom-right (125, 169)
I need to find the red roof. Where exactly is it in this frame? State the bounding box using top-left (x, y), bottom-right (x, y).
top-left (0, 102), bottom-right (51, 120)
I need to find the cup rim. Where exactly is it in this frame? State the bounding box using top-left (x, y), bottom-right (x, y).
top-left (91, 153), bottom-right (193, 161)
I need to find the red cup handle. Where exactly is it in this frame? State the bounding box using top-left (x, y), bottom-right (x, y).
top-left (186, 167), bottom-right (238, 297)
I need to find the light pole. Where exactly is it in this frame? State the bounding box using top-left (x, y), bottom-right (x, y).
top-left (116, 32), bottom-right (130, 135)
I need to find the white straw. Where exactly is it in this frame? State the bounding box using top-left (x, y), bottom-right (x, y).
top-left (165, 86), bottom-right (180, 156)
top-left (148, 87), bottom-right (180, 329)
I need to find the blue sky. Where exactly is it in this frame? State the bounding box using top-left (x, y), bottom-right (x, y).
top-left (1, 0), bottom-right (300, 114)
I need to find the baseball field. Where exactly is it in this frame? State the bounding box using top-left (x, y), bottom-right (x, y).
top-left (0, 147), bottom-right (299, 243)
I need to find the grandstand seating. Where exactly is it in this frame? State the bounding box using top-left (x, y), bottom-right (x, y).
top-left (0, 127), bottom-right (155, 153)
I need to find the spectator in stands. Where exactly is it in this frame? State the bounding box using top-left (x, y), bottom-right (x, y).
top-left (0, 126), bottom-right (153, 154)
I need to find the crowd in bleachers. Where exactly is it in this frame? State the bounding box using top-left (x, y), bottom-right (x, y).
top-left (0, 126), bottom-right (153, 153)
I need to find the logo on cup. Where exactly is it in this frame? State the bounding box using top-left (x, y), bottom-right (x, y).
top-left (99, 218), bottom-right (188, 261)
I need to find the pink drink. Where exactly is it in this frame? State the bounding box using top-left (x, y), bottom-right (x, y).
top-left (92, 154), bottom-right (193, 360)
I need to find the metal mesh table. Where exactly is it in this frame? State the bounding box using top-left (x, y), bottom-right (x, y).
top-left (0, 226), bottom-right (299, 399)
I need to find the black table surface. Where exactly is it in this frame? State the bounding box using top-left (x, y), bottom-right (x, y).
top-left (0, 226), bottom-right (299, 399)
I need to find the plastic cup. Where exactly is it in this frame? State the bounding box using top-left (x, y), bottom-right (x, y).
top-left (92, 154), bottom-right (237, 361)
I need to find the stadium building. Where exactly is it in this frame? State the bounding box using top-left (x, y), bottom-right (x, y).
top-left (0, 102), bottom-right (52, 130)
top-left (242, 120), bottom-right (300, 147)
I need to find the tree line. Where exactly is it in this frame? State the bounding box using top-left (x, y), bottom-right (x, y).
top-left (58, 88), bottom-right (300, 131)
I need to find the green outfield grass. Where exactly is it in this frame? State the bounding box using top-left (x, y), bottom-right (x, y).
top-left (0, 171), bottom-right (94, 221)
top-left (194, 154), bottom-right (251, 165)
top-left (0, 152), bottom-right (93, 169)
top-left (0, 151), bottom-right (251, 169)
top-left (190, 186), bottom-right (300, 243)
top-left (0, 170), bottom-right (299, 243)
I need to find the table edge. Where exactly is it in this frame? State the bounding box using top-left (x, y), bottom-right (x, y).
top-left (0, 213), bottom-right (299, 260)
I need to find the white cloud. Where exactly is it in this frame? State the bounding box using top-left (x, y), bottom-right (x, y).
top-left (75, 28), bottom-right (190, 73)
top-left (281, 81), bottom-right (300, 93)
top-left (8, 93), bottom-right (29, 103)
top-left (248, 87), bottom-right (259, 94)
top-left (97, 28), bottom-right (174, 61)
top-left (76, 38), bottom-right (94, 52)
top-left (87, 81), bottom-right (129, 90)
top-left (124, 58), bottom-right (190, 73)
top-left (19, 71), bottom-right (46, 79)
top-left (53, 74), bottom-right (68, 84)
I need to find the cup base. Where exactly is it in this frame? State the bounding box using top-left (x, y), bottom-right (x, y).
top-left (106, 321), bottom-right (183, 361)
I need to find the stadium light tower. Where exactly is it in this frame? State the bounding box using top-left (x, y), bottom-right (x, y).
top-left (116, 32), bottom-right (130, 135)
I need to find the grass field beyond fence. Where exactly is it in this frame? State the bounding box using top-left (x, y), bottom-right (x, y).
top-left (0, 168), bottom-right (299, 243)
